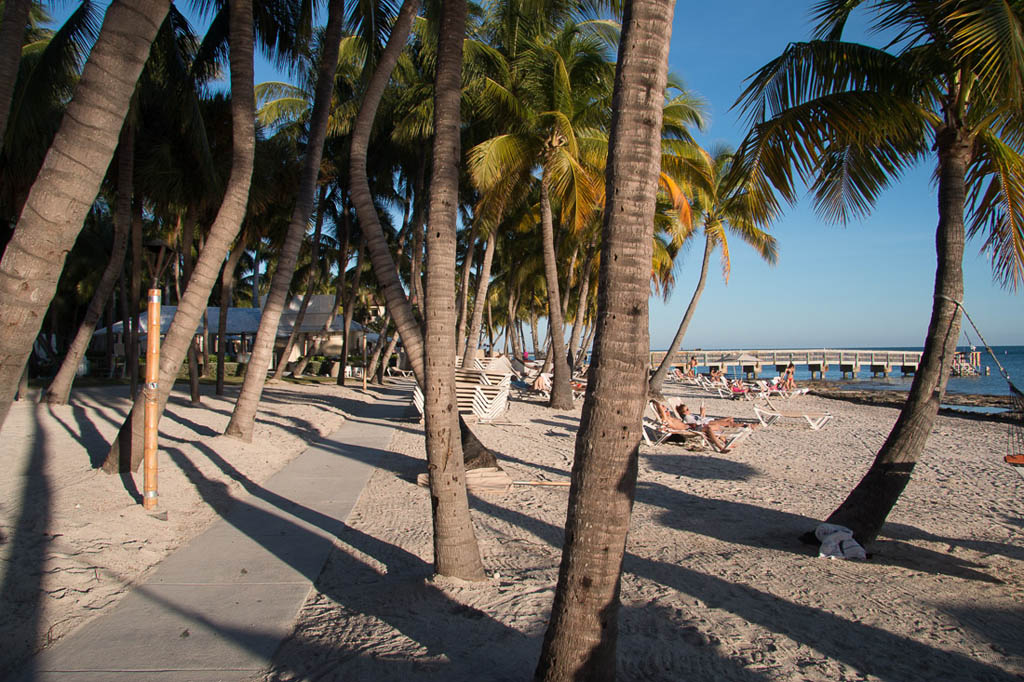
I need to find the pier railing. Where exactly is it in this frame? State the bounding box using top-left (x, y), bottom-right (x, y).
top-left (650, 348), bottom-right (924, 377)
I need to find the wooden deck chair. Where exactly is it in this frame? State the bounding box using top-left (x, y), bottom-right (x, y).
top-left (753, 398), bottom-right (833, 430)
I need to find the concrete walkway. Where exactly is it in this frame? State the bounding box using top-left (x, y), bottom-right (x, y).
top-left (15, 387), bottom-right (410, 682)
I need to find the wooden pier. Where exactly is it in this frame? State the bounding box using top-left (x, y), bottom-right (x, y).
top-left (650, 348), bottom-right (924, 379)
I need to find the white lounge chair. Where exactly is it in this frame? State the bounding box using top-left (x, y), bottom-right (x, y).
top-left (753, 398), bottom-right (832, 430)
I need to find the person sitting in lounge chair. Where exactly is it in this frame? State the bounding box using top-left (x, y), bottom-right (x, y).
top-left (671, 403), bottom-right (737, 452)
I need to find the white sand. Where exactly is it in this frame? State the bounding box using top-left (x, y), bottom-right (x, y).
top-left (3, 382), bottom-right (1022, 680)
top-left (0, 381), bottom-right (362, 677)
top-left (262, 386), bottom-right (1024, 681)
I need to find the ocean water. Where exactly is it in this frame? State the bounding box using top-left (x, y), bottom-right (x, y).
top-left (649, 345), bottom-right (1024, 397)
top-left (834, 345), bottom-right (1024, 398)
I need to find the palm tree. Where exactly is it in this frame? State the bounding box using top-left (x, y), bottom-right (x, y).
top-left (648, 145), bottom-right (779, 395)
top-left (101, 0), bottom-right (257, 470)
top-left (534, 0), bottom-right (676, 678)
top-left (467, 20), bottom-right (614, 408)
top-left (0, 0), bottom-right (33, 143)
top-left (350, 0), bottom-right (496, 579)
top-left (733, 0), bottom-right (1024, 547)
top-left (420, 0), bottom-right (486, 580)
top-left (0, 0), bottom-right (172, 430)
top-left (225, 0), bottom-right (345, 442)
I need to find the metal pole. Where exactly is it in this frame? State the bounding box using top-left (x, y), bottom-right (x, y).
top-left (143, 288), bottom-right (161, 510)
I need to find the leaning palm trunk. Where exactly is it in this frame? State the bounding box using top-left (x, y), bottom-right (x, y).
top-left (44, 122), bottom-right (135, 405)
top-left (224, 0), bottom-right (344, 441)
top-left (454, 223), bottom-right (480, 353)
top-left (0, 0), bottom-right (172, 429)
top-left (336, 243), bottom-right (365, 386)
top-left (277, 187), bottom-right (327, 379)
top-left (216, 227), bottom-right (249, 394)
top-left (566, 249), bottom-right (594, 370)
top-left (100, 0), bottom-right (256, 471)
top-left (460, 233), bottom-right (496, 368)
top-left (539, 173), bottom-right (573, 408)
top-left (534, 0), bottom-right (673, 678)
top-left (420, 0), bottom-right (485, 581)
top-left (822, 127), bottom-right (970, 547)
top-left (0, 0), bottom-right (31, 144)
top-left (648, 232), bottom-right (713, 394)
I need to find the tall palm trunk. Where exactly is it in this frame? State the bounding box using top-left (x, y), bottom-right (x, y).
top-left (275, 197), bottom-right (326, 380)
top-left (101, 0), bottom-right (256, 471)
top-left (409, 160), bottom-right (427, 310)
top-left (0, 0), bottom-right (171, 429)
top-left (44, 121), bottom-right (134, 405)
top-left (128, 199), bottom-right (143, 396)
top-left (507, 290), bottom-right (521, 359)
top-left (0, 0), bottom-right (31, 143)
top-left (454, 222), bottom-right (479, 353)
top-left (460, 233), bottom-right (495, 367)
top-left (350, 0), bottom-right (492, 578)
top-left (336, 242), bottom-right (364, 385)
top-left (566, 248), bottom-right (594, 369)
top-left (538, 171), bottom-right (573, 408)
top-left (534, 0), bottom-right (673, 677)
top-left (217, 226), bottom-right (249, 394)
top-left (181, 214), bottom-right (202, 404)
top-left (648, 231), bottom-right (713, 394)
top-left (823, 126), bottom-right (970, 546)
top-left (224, 0), bottom-right (344, 441)
top-left (421, 0), bottom-right (484, 580)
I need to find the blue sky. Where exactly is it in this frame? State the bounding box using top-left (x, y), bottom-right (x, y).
top-left (654, 0), bottom-right (1023, 349)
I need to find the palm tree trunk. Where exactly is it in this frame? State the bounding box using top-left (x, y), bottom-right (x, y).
top-left (100, 0), bottom-right (256, 471)
top-left (421, 0), bottom-right (485, 580)
top-left (409, 160), bottom-right (427, 311)
top-left (823, 127), bottom-right (971, 547)
top-left (181, 213), bottom-right (202, 404)
top-left (648, 231), bottom-right (713, 394)
top-left (454, 222), bottom-right (479, 353)
top-left (507, 290), bottom-right (521, 360)
top-left (349, 0), bottom-right (495, 477)
top-left (274, 195), bottom-right (326, 380)
top-left (128, 196), bottom-right (143, 397)
top-left (539, 172), bottom-right (573, 408)
top-left (460, 233), bottom-right (495, 368)
top-left (336, 242), bottom-right (365, 385)
top-left (0, 0), bottom-right (31, 144)
top-left (0, 0), bottom-right (171, 428)
top-left (217, 226), bottom-right (248, 394)
top-left (44, 121), bottom-right (134, 405)
top-left (224, 0), bottom-right (344, 441)
top-left (534, 0), bottom-right (673, 677)
top-left (566, 248), bottom-right (594, 370)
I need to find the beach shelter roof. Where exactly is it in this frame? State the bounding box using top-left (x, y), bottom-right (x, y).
top-left (726, 352), bottom-right (762, 363)
top-left (95, 299), bottom-right (366, 338)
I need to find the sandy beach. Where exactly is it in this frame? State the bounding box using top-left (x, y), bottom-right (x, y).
top-left (2, 380), bottom-right (1022, 680)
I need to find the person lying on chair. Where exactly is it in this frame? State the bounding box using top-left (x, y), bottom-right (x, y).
top-left (676, 403), bottom-right (736, 451)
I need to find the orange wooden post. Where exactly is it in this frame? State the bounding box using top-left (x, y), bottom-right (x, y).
top-left (143, 288), bottom-right (161, 510)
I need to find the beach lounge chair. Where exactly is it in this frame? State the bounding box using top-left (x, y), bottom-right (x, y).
top-left (753, 398), bottom-right (833, 430)
top-left (646, 399), bottom-right (753, 453)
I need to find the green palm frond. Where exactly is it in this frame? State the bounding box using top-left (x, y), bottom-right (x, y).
top-left (467, 133), bottom-right (537, 191)
top-left (942, 0), bottom-right (1024, 105)
top-left (967, 130), bottom-right (1024, 289)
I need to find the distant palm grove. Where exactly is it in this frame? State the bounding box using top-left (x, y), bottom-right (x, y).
top-left (1, 0), bottom-right (1022, 679)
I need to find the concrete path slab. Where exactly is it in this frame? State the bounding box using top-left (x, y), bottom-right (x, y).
top-left (14, 387), bottom-right (411, 682)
